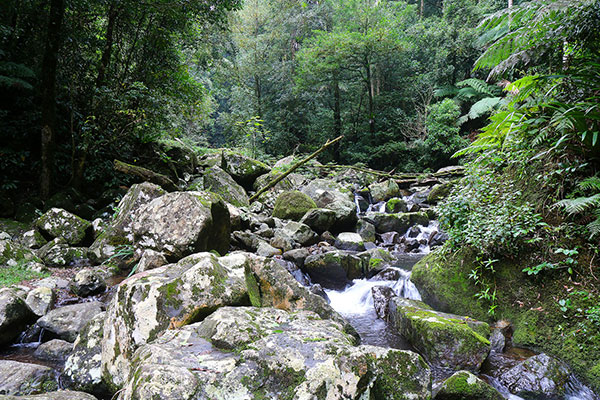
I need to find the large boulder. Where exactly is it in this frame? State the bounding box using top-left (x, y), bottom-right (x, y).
top-left (35, 208), bottom-right (91, 246)
top-left (36, 238), bottom-right (86, 267)
top-left (89, 182), bottom-right (166, 262)
top-left (101, 252), bottom-right (249, 389)
top-left (367, 211), bottom-right (429, 234)
top-left (0, 391), bottom-right (97, 400)
top-left (37, 301), bottom-right (103, 342)
top-left (33, 339), bottom-right (73, 362)
top-left (0, 360), bottom-right (57, 395)
top-left (131, 191), bottom-right (230, 258)
top-left (299, 208), bottom-right (337, 233)
top-left (221, 151), bottom-right (270, 189)
top-left (199, 165), bottom-right (249, 207)
top-left (369, 179), bottom-right (400, 202)
top-left (388, 297), bottom-right (490, 373)
top-left (272, 191), bottom-right (317, 221)
top-left (118, 306), bottom-right (431, 400)
top-left (496, 354), bottom-right (573, 399)
top-left (25, 286), bottom-right (55, 317)
top-left (280, 221), bottom-right (318, 246)
top-left (301, 179), bottom-right (357, 230)
top-left (434, 370), bottom-right (504, 400)
top-left (0, 288), bottom-right (36, 346)
top-left (303, 250), bottom-right (363, 290)
top-left (63, 312), bottom-right (108, 395)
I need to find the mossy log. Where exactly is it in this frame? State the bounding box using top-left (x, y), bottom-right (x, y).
top-left (114, 159), bottom-right (178, 192)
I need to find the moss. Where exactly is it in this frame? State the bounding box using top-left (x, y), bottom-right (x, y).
top-left (436, 371), bottom-right (503, 400)
top-left (272, 191), bottom-right (317, 221)
top-left (369, 258), bottom-right (383, 270)
top-left (244, 266), bottom-right (262, 307)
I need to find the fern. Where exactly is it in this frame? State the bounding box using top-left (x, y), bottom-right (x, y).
top-left (468, 97), bottom-right (502, 120)
top-left (556, 193), bottom-right (600, 215)
top-left (579, 176), bottom-right (600, 192)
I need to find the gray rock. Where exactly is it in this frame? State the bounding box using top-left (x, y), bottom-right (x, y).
top-left (135, 249), bottom-right (167, 273)
top-left (389, 297), bottom-right (490, 373)
top-left (0, 360), bottom-right (57, 395)
top-left (221, 151), bottom-right (271, 189)
top-left (356, 219), bottom-right (376, 242)
top-left (232, 230), bottom-right (262, 251)
top-left (369, 179), bottom-right (400, 202)
top-left (118, 307), bottom-right (431, 400)
top-left (269, 230), bottom-right (295, 252)
top-left (434, 370), bottom-right (504, 400)
top-left (0, 236), bottom-right (41, 268)
top-left (33, 339), bottom-right (72, 362)
top-left (372, 285), bottom-right (396, 320)
top-left (303, 250), bottom-right (363, 290)
top-left (131, 191), bottom-right (230, 258)
top-left (367, 211), bottom-right (429, 234)
top-left (200, 165), bottom-right (249, 207)
top-left (21, 230), bottom-right (47, 249)
top-left (63, 312), bottom-right (107, 394)
top-left (489, 329), bottom-right (506, 354)
top-left (25, 286), bottom-right (55, 317)
top-left (280, 221), bottom-right (317, 246)
top-left (0, 288), bottom-right (36, 346)
top-left (255, 241), bottom-right (281, 257)
top-left (37, 301), bottom-right (103, 342)
top-left (334, 232), bottom-right (365, 251)
top-left (35, 208), bottom-right (91, 246)
top-left (37, 238), bottom-right (87, 267)
top-left (282, 248), bottom-right (310, 267)
top-left (300, 208), bottom-right (337, 233)
top-left (301, 179), bottom-right (357, 230)
top-left (70, 268), bottom-right (106, 297)
top-left (0, 390), bottom-right (98, 400)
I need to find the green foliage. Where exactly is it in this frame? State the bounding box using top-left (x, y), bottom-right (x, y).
top-left (0, 262), bottom-right (49, 287)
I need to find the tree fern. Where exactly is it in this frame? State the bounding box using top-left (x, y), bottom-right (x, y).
top-left (468, 97), bottom-right (503, 120)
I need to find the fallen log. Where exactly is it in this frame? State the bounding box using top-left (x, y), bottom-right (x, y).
top-left (114, 159), bottom-right (179, 192)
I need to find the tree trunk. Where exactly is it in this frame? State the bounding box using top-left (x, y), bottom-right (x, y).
top-left (420, 0), bottom-right (424, 18)
top-left (365, 58), bottom-right (375, 135)
top-left (333, 70), bottom-right (342, 162)
top-left (40, 0), bottom-right (65, 199)
top-left (96, 1), bottom-right (119, 88)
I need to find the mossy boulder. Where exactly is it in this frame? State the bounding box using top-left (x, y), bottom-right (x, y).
top-left (118, 306), bottom-right (431, 400)
top-left (0, 288), bottom-right (37, 346)
top-left (427, 182), bottom-right (454, 204)
top-left (200, 165), bottom-right (249, 207)
top-left (388, 297), bottom-right (490, 373)
top-left (37, 238), bottom-right (86, 267)
top-left (131, 191), bottom-right (230, 258)
top-left (434, 370), bottom-right (503, 400)
top-left (301, 179), bottom-right (357, 231)
top-left (0, 391), bottom-right (98, 400)
top-left (367, 211), bottom-right (429, 234)
top-left (0, 218), bottom-right (30, 238)
top-left (385, 197), bottom-right (408, 213)
top-left (0, 235), bottom-right (42, 267)
top-left (272, 191), bottom-right (317, 221)
top-left (0, 360), bottom-right (57, 395)
top-left (369, 179), bottom-right (401, 202)
top-left (221, 151), bottom-right (271, 189)
top-left (300, 208), bottom-right (337, 233)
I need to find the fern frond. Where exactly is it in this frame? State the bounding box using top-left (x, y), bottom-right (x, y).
top-left (468, 97), bottom-right (502, 120)
top-left (587, 217), bottom-right (600, 238)
top-left (434, 86), bottom-right (459, 98)
top-left (457, 78), bottom-right (500, 97)
top-left (556, 193), bottom-right (600, 215)
top-left (578, 176), bottom-right (600, 192)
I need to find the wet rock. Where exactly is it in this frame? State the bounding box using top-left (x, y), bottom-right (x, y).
top-left (35, 208), bottom-right (91, 246)
top-left (101, 252), bottom-right (249, 389)
top-left (299, 208), bottom-right (337, 233)
top-left (368, 211), bottom-right (429, 234)
top-left (428, 182), bottom-right (454, 204)
top-left (0, 390), bottom-right (98, 399)
top-left (372, 286), bottom-right (396, 320)
top-left (135, 249), bottom-right (167, 273)
top-left (0, 288), bottom-right (36, 346)
top-left (37, 238), bottom-right (86, 267)
top-left (272, 190), bottom-right (317, 221)
top-left (70, 268), bottom-right (106, 297)
top-left (369, 179), bottom-right (400, 202)
top-left (118, 307), bottom-right (431, 400)
top-left (131, 191), bottom-right (230, 258)
top-left (489, 329), bottom-right (506, 353)
top-left (303, 250), bottom-right (362, 290)
top-left (63, 312), bottom-right (108, 394)
top-left (88, 182), bottom-right (166, 262)
top-left (37, 301), bottom-right (103, 342)
top-left (385, 197), bottom-right (408, 213)
top-left (301, 179), bottom-right (357, 230)
top-left (389, 297), bottom-right (490, 373)
top-left (372, 267), bottom-right (402, 281)
top-left (0, 360), bottom-right (57, 395)
top-left (429, 231), bottom-right (449, 248)
top-left (25, 286), bottom-right (55, 317)
top-left (334, 232), bottom-right (365, 251)
top-left (21, 230), bottom-right (47, 249)
top-left (221, 151), bottom-right (270, 189)
top-left (497, 353), bottom-right (572, 399)
top-left (280, 221), bottom-right (317, 246)
top-left (282, 248), bottom-right (309, 267)
top-left (434, 370), bottom-right (504, 400)
top-left (200, 165), bottom-right (249, 207)
top-left (33, 339), bottom-right (73, 362)
top-left (356, 219), bottom-right (376, 242)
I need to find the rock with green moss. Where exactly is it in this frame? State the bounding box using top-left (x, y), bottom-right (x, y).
top-left (37, 238), bottom-right (86, 267)
top-left (280, 221), bottom-right (318, 246)
top-left (37, 301), bottom-right (103, 342)
top-left (369, 179), bottom-right (401, 202)
top-left (21, 230), bottom-right (47, 249)
top-left (300, 208), bottom-right (337, 233)
top-left (386, 197), bottom-right (408, 213)
top-left (272, 191), bottom-right (317, 221)
top-left (304, 250), bottom-right (362, 289)
top-left (434, 370), bottom-right (503, 400)
top-left (0, 360), bottom-right (57, 395)
top-left (70, 268), bottom-right (106, 297)
top-left (367, 211), bottom-right (429, 234)
top-left (100, 252), bottom-right (250, 389)
top-left (221, 151), bottom-right (271, 189)
top-left (118, 306), bottom-right (431, 400)
top-left (0, 288), bottom-right (36, 346)
top-left (62, 312), bottom-right (108, 395)
top-left (0, 235), bottom-right (42, 267)
top-left (35, 208), bottom-right (91, 246)
top-left (88, 182), bottom-right (166, 262)
top-left (0, 391), bottom-right (98, 400)
top-left (131, 191), bottom-right (230, 258)
top-left (389, 297), bottom-right (490, 373)
top-left (427, 182), bottom-right (455, 204)
top-left (0, 219), bottom-right (30, 238)
top-left (301, 179), bottom-right (357, 230)
top-left (199, 165), bottom-right (249, 207)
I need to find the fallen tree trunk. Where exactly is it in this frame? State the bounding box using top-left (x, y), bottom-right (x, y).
top-left (249, 136), bottom-right (344, 203)
top-left (316, 164), bottom-right (419, 180)
top-left (114, 159), bottom-right (178, 192)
